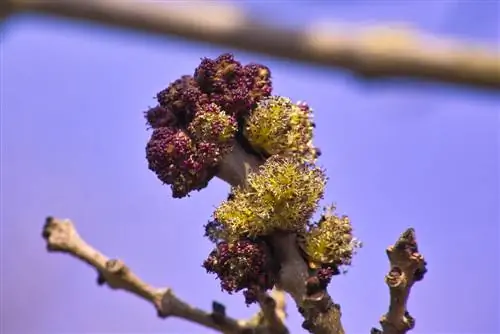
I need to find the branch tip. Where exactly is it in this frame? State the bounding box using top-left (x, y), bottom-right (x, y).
top-left (372, 228), bottom-right (428, 334)
top-left (211, 301), bottom-right (227, 325)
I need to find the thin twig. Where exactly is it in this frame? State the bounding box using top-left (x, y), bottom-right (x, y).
top-left (247, 289), bottom-right (289, 334)
top-left (5, 0), bottom-right (500, 90)
top-left (371, 228), bottom-right (428, 334)
top-left (41, 217), bottom-right (288, 334)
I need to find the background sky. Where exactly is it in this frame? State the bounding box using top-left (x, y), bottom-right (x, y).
top-left (1, 1), bottom-right (499, 333)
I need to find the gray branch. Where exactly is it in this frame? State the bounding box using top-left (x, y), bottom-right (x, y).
top-left (3, 0), bottom-right (499, 90)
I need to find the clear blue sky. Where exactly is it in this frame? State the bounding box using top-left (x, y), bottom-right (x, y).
top-left (1, 1), bottom-right (499, 333)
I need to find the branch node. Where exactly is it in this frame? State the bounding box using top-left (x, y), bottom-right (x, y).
top-left (386, 267), bottom-right (404, 288)
top-left (96, 272), bottom-right (106, 286)
top-left (211, 301), bottom-right (227, 325)
top-left (302, 275), bottom-right (334, 314)
top-left (158, 289), bottom-right (178, 318)
top-left (105, 259), bottom-right (128, 275)
top-left (380, 310), bottom-right (415, 332)
top-left (43, 216), bottom-right (77, 252)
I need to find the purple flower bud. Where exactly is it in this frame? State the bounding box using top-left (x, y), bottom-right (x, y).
top-left (145, 127), bottom-right (216, 198)
top-left (244, 63), bottom-right (272, 105)
top-left (194, 53), bottom-right (253, 117)
top-left (202, 239), bottom-right (276, 305)
top-left (144, 105), bottom-right (176, 129)
top-left (157, 75), bottom-right (209, 126)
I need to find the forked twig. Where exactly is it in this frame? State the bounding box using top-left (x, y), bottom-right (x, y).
top-left (42, 217), bottom-right (288, 334)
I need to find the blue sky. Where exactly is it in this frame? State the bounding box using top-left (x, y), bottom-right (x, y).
top-left (1, 1), bottom-right (499, 333)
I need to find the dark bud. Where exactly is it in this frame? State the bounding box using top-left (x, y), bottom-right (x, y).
top-left (144, 105), bottom-right (176, 129)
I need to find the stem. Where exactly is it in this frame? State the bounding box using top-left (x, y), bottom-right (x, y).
top-left (217, 143), bottom-right (263, 187)
top-left (371, 229), bottom-right (427, 334)
top-left (216, 142), bottom-right (344, 334)
top-left (269, 233), bottom-right (308, 302)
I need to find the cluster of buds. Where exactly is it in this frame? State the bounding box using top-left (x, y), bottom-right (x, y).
top-left (145, 127), bottom-right (218, 197)
top-left (143, 53), bottom-right (361, 302)
top-left (202, 239), bottom-right (276, 305)
top-left (145, 54), bottom-right (272, 198)
top-left (194, 54), bottom-right (272, 118)
top-left (213, 156), bottom-right (326, 239)
top-left (315, 265), bottom-right (340, 288)
top-left (244, 96), bottom-right (319, 163)
top-left (301, 205), bottom-right (362, 289)
top-left (187, 103), bottom-right (237, 144)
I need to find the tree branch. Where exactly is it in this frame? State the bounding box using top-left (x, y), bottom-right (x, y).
top-left (41, 217), bottom-right (288, 334)
top-left (5, 0), bottom-right (500, 90)
top-left (371, 228), bottom-right (428, 334)
top-left (249, 289), bottom-right (289, 334)
top-left (217, 145), bottom-right (345, 334)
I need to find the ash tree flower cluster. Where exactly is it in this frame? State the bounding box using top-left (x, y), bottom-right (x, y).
top-left (244, 97), bottom-right (319, 162)
top-left (145, 54), bottom-right (271, 198)
top-left (202, 239), bottom-right (275, 305)
top-left (301, 205), bottom-right (362, 288)
top-left (143, 53), bottom-right (361, 304)
top-left (213, 156), bottom-right (326, 239)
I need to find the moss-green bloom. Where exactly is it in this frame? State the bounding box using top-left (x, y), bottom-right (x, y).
top-left (214, 156), bottom-right (326, 239)
top-left (244, 96), bottom-right (317, 163)
top-left (304, 205), bottom-right (362, 269)
top-left (188, 103), bottom-right (237, 144)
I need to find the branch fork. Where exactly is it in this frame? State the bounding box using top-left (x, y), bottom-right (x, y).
top-left (41, 146), bottom-right (427, 334)
top-left (42, 217), bottom-right (287, 334)
top-left (42, 218), bottom-right (427, 334)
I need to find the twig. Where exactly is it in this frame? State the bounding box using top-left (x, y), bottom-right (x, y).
top-left (246, 289), bottom-right (288, 334)
top-left (41, 217), bottom-right (288, 334)
top-left (371, 228), bottom-right (428, 334)
top-left (271, 288), bottom-right (288, 325)
top-left (5, 0), bottom-right (500, 90)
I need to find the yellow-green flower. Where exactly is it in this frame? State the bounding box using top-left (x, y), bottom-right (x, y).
top-left (214, 156), bottom-right (326, 239)
top-left (188, 103), bottom-right (237, 144)
top-left (244, 96), bottom-right (317, 163)
top-left (304, 205), bottom-right (362, 268)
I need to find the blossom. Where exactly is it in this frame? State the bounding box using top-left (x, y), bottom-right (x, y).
top-left (202, 239), bottom-right (275, 305)
top-left (214, 156), bottom-right (326, 239)
top-left (194, 53), bottom-right (253, 117)
top-left (187, 103), bottom-right (237, 144)
top-left (244, 96), bottom-right (318, 162)
top-left (156, 75), bottom-right (208, 126)
top-left (303, 205), bottom-right (362, 269)
top-left (145, 127), bottom-right (217, 198)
